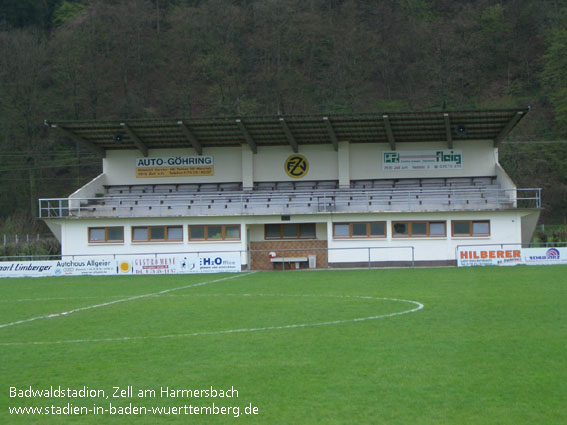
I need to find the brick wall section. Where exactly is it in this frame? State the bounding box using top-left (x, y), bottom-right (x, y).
top-left (250, 240), bottom-right (328, 270)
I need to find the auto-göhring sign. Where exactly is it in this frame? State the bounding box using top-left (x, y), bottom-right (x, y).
top-left (136, 156), bottom-right (214, 178)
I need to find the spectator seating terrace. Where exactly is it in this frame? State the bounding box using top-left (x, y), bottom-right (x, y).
top-left (66, 176), bottom-right (513, 218)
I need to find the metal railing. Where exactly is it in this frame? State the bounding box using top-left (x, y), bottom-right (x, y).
top-left (38, 187), bottom-right (542, 219)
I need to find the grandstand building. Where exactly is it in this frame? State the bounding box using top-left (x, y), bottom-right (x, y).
top-left (40, 110), bottom-right (541, 269)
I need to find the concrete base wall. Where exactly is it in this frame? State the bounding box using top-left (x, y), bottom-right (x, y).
top-left (250, 240), bottom-right (328, 270)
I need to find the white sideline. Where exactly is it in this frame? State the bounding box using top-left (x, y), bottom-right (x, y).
top-left (0, 273), bottom-right (253, 330)
top-left (0, 294), bottom-right (424, 346)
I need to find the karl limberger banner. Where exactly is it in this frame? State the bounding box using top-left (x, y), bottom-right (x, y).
top-left (457, 246), bottom-right (567, 267)
top-left (0, 259), bottom-right (116, 278)
top-left (382, 150), bottom-right (463, 171)
top-left (116, 253), bottom-right (241, 275)
top-left (135, 156), bottom-right (214, 178)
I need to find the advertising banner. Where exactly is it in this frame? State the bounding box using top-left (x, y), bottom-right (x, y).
top-left (383, 150), bottom-right (463, 171)
top-left (0, 261), bottom-right (57, 278)
top-left (0, 259), bottom-right (117, 278)
top-left (135, 156), bottom-right (214, 178)
top-left (457, 247), bottom-right (523, 267)
top-left (192, 252), bottom-right (241, 273)
top-left (522, 247), bottom-right (567, 266)
top-left (53, 259), bottom-right (117, 276)
top-left (0, 253), bottom-right (241, 278)
top-left (457, 246), bottom-right (567, 267)
top-left (117, 253), bottom-right (241, 275)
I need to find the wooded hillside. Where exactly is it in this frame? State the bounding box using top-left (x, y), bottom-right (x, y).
top-left (1, 0), bottom-right (566, 234)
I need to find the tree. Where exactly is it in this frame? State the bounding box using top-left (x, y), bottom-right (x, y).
top-left (0, 29), bottom-right (50, 220)
top-left (543, 20), bottom-right (567, 133)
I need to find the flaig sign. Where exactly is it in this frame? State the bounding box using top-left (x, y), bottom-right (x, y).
top-left (136, 156), bottom-right (214, 178)
top-left (383, 150), bottom-right (463, 171)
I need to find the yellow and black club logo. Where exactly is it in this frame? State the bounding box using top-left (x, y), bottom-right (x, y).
top-left (284, 154), bottom-right (309, 178)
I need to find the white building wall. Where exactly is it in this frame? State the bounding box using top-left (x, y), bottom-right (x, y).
top-left (61, 217), bottom-right (247, 265)
top-left (349, 140), bottom-right (496, 180)
top-left (253, 145), bottom-right (339, 182)
top-left (69, 173), bottom-right (108, 199)
top-left (60, 214), bottom-right (331, 265)
top-left (99, 140), bottom-right (498, 188)
top-left (326, 210), bottom-right (523, 264)
top-left (59, 210), bottom-right (524, 263)
top-left (103, 147), bottom-right (243, 185)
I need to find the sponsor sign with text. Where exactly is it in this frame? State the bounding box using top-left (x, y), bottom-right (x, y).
top-left (117, 253), bottom-right (241, 275)
top-left (0, 253), bottom-right (241, 278)
top-left (136, 156), bottom-right (214, 178)
top-left (0, 259), bottom-right (116, 278)
top-left (457, 247), bottom-right (567, 267)
top-left (383, 150), bottom-right (463, 171)
top-left (457, 248), bottom-right (522, 267)
top-left (522, 247), bottom-right (567, 265)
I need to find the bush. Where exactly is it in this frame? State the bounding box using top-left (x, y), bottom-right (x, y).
top-left (0, 238), bottom-right (61, 260)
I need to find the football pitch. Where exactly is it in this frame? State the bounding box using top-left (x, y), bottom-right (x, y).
top-left (1, 266), bottom-right (566, 424)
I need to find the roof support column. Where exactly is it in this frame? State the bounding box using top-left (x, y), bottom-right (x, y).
top-left (338, 141), bottom-right (350, 189)
top-left (241, 144), bottom-right (254, 190)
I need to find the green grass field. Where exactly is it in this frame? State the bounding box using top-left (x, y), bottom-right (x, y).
top-left (1, 267), bottom-right (566, 424)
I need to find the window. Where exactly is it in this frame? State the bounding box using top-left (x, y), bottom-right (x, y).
top-left (188, 225), bottom-right (241, 241)
top-left (392, 221), bottom-right (446, 238)
top-left (88, 227), bottom-right (124, 243)
top-left (333, 222), bottom-right (386, 238)
top-left (132, 226), bottom-right (183, 242)
top-left (452, 220), bottom-right (490, 237)
top-left (265, 223), bottom-right (316, 240)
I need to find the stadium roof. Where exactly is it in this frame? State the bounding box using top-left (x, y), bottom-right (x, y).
top-left (47, 109), bottom-right (529, 157)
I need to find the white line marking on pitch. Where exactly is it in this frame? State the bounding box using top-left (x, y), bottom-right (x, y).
top-left (0, 273), bottom-right (254, 330)
top-left (0, 294), bottom-right (424, 346)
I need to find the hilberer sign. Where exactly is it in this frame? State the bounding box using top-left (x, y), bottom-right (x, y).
top-left (457, 248), bottom-right (522, 266)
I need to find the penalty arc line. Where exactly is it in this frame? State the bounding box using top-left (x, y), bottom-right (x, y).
top-left (0, 295), bottom-right (424, 346)
top-left (0, 272), bottom-right (255, 330)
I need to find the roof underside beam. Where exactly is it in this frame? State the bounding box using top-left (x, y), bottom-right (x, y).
top-left (236, 119), bottom-right (257, 153)
top-left (51, 124), bottom-right (106, 156)
top-left (444, 113), bottom-right (453, 149)
top-left (177, 121), bottom-right (203, 155)
top-left (383, 115), bottom-right (396, 150)
top-left (120, 123), bottom-right (148, 157)
top-left (323, 117), bottom-right (339, 151)
top-left (494, 111), bottom-right (524, 147)
top-left (279, 118), bottom-right (298, 153)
